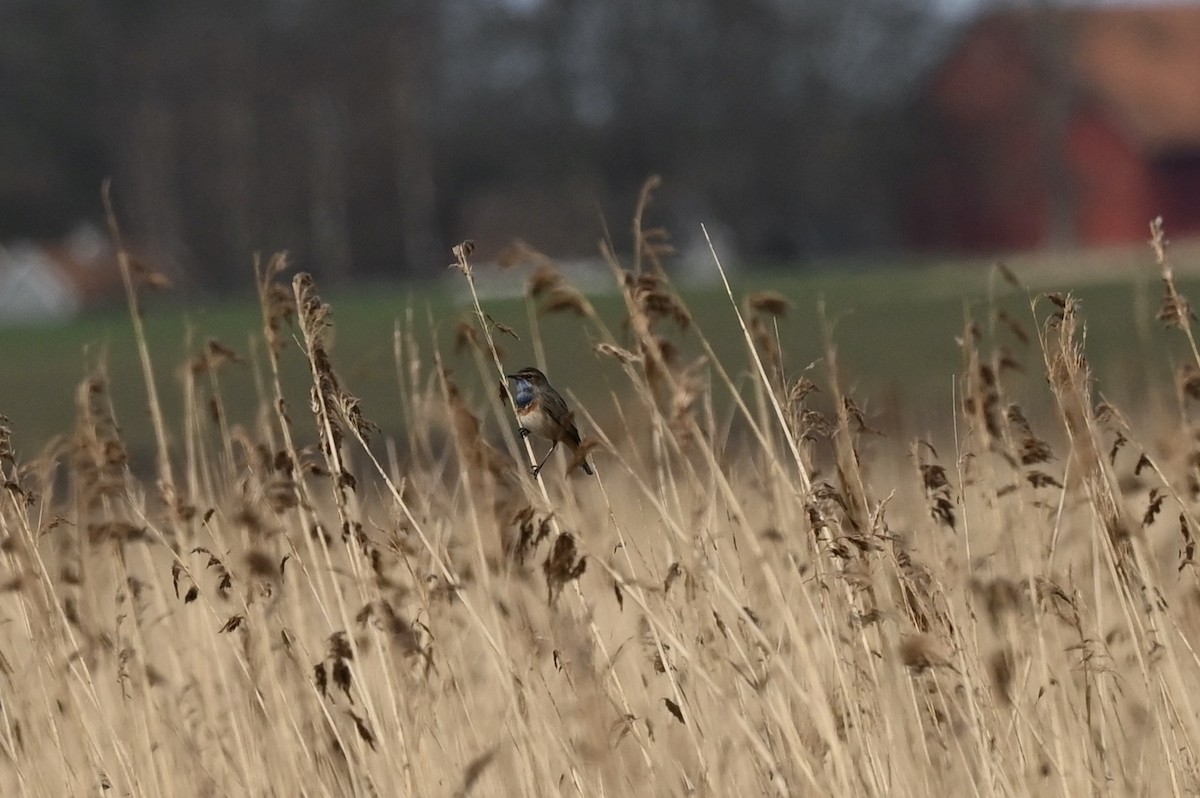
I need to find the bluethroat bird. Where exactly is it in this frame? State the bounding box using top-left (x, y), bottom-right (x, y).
top-left (506, 367), bottom-right (594, 476)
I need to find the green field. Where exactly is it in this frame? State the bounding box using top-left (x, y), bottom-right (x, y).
top-left (0, 249), bottom-right (1193, 460)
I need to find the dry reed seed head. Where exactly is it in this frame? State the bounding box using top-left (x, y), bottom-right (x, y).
top-left (192, 546), bottom-right (235, 598)
top-left (262, 250), bottom-right (291, 281)
top-left (86, 521), bottom-right (146, 544)
top-left (639, 227), bottom-right (677, 275)
top-left (543, 532), bottom-right (586, 604)
top-left (798, 409), bottom-right (833, 441)
top-left (71, 377), bottom-right (130, 507)
top-left (243, 549), bottom-right (279, 580)
top-left (294, 273), bottom-right (332, 345)
top-left (988, 647), bottom-right (1015, 704)
top-left (453, 320), bottom-right (480, 355)
top-left (631, 274), bottom-right (692, 330)
top-left (962, 362), bottom-right (1003, 440)
top-left (189, 338), bottom-right (244, 376)
top-left (447, 240), bottom-right (476, 275)
top-left (218, 614), bottom-right (244, 634)
top-left (1044, 292), bottom-right (1069, 311)
top-left (996, 346), bottom-right (1024, 374)
top-left (1005, 404), bottom-right (1054, 465)
top-left (1093, 399), bottom-right (1131, 429)
top-left (333, 391), bottom-right (377, 443)
top-left (970, 576), bottom-right (1028, 628)
top-left (1178, 363), bottom-right (1200, 402)
top-left (788, 377), bottom-right (819, 404)
top-left (995, 261), bottom-right (1026, 291)
top-left (327, 630), bottom-right (354, 662)
top-left (1143, 488), bottom-right (1166, 527)
top-left (0, 415), bottom-right (14, 473)
top-left (1186, 455), bottom-right (1200, 500)
top-left (264, 282), bottom-right (297, 356)
top-left (1034, 577), bottom-right (1079, 625)
top-left (649, 336), bottom-right (678, 367)
top-left (1025, 470), bottom-right (1063, 489)
top-left (897, 632), bottom-right (955, 672)
top-left (1150, 215), bottom-right (1168, 266)
top-left (497, 238), bottom-right (555, 271)
top-left (919, 462), bottom-right (956, 530)
top-left (1179, 513), bottom-right (1196, 571)
top-left (505, 506), bottom-right (555, 563)
top-left (527, 262), bottom-right (563, 298)
top-left (1157, 278), bottom-right (1196, 329)
top-left (130, 256), bottom-right (172, 291)
top-left (750, 314), bottom-right (783, 379)
top-left (996, 309), bottom-right (1031, 346)
top-left (745, 291), bottom-right (792, 317)
top-left (1108, 430), bottom-right (1129, 465)
top-left (669, 356), bottom-right (708, 428)
top-left (539, 286), bottom-right (590, 317)
top-left (662, 561), bottom-right (685, 595)
top-left (843, 396), bottom-right (880, 436)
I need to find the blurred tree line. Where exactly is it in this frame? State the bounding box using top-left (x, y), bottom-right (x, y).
top-left (0, 0), bottom-right (941, 290)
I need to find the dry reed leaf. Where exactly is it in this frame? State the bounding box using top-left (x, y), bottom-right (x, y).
top-left (487, 313), bottom-right (520, 341)
top-left (218, 614), bottom-right (244, 634)
top-left (457, 746), bottom-right (499, 797)
top-left (1143, 489), bottom-right (1165, 526)
top-left (594, 342), bottom-right (643, 365)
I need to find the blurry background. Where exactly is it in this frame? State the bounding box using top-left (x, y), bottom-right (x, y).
top-left (9, 0), bottom-right (1200, 299)
top-left (3, 0), bottom-right (1200, 450)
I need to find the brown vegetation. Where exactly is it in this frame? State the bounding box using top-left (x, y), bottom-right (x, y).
top-left (0, 203), bottom-right (1198, 795)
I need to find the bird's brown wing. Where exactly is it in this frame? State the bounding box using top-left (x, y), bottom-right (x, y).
top-left (542, 390), bottom-right (574, 441)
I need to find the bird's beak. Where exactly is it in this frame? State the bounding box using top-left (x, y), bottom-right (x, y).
top-left (505, 374), bottom-right (518, 381)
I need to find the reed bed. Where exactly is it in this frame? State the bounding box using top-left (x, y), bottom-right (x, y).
top-left (0, 194), bottom-right (1198, 797)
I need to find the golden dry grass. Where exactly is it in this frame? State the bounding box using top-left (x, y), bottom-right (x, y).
top-left (2, 204), bottom-right (1200, 797)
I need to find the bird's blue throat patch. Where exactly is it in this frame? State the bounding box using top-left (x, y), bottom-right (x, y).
top-left (513, 380), bottom-right (535, 409)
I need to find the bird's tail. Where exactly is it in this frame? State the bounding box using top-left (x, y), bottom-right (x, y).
top-left (565, 438), bottom-right (595, 476)
top-left (563, 427), bottom-right (595, 476)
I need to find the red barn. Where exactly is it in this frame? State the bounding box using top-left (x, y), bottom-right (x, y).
top-left (911, 6), bottom-right (1200, 253)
